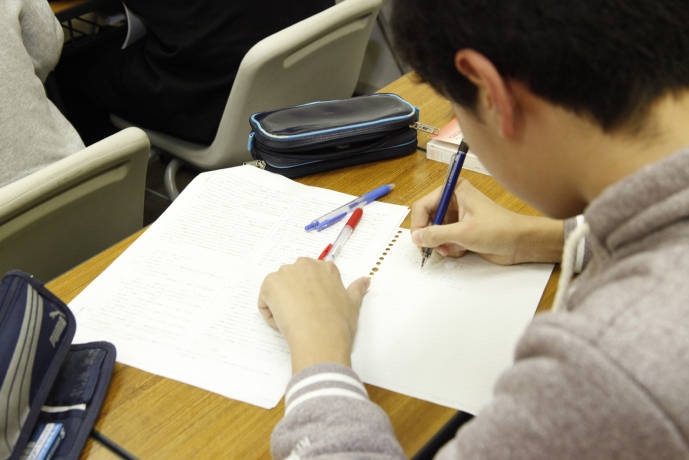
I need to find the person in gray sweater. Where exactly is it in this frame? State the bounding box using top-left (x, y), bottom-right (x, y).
top-left (258, 1), bottom-right (689, 458)
top-left (0, 0), bottom-right (84, 188)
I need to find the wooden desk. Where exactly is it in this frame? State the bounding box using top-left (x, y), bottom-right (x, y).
top-left (50, 0), bottom-right (120, 26)
top-left (50, 0), bottom-right (85, 14)
top-left (47, 73), bottom-right (559, 459)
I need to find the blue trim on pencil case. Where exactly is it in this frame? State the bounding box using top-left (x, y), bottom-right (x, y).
top-left (250, 94), bottom-right (418, 141)
top-left (247, 132), bottom-right (255, 151)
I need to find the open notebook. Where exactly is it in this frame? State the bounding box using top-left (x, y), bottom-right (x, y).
top-left (69, 165), bottom-right (553, 412)
top-left (353, 228), bottom-right (553, 414)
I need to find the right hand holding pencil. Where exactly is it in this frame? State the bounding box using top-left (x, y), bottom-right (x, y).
top-left (410, 178), bottom-right (564, 265)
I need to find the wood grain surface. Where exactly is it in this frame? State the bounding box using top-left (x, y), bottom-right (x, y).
top-left (50, 0), bottom-right (87, 14)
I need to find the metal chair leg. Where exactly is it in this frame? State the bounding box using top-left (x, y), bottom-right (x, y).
top-left (163, 158), bottom-right (181, 201)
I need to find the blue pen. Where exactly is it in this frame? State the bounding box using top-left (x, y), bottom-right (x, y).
top-left (420, 140), bottom-right (469, 268)
top-left (305, 183), bottom-right (395, 231)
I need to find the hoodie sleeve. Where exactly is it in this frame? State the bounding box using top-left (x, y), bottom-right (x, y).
top-left (0, 0), bottom-right (84, 188)
top-left (270, 363), bottom-right (406, 459)
top-left (271, 316), bottom-right (684, 460)
top-left (18, 0), bottom-right (65, 81)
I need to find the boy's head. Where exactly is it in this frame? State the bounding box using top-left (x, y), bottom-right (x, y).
top-left (390, 0), bottom-right (689, 217)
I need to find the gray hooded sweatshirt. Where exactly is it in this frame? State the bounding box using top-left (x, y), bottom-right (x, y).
top-left (0, 0), bottom-right (84, 188)
top-left (271, 146), bottom-right (689, 459)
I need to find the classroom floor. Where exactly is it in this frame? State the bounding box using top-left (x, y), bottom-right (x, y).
top-left (143, 153), bottom-right (199, 226)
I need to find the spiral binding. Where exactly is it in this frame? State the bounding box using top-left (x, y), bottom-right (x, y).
top-left (369, 229), bottom-right (404, 276)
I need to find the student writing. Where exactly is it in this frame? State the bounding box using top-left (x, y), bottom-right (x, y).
top-left (258, 1), bottom-right (689, 458)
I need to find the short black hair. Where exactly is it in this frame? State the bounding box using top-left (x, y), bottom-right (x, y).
top-left (390, 0), bottom-right (689, 131)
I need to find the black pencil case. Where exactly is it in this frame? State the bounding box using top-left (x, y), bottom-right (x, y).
top-left (247, 93), bottom-right (419, 178)
top-left (0, 270), bottom-right (116, 460)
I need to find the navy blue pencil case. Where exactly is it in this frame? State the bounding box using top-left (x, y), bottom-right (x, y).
top-left (0, 271), bottom-right (116, 460)
top-left (247, 93), bottom-right (419, 177)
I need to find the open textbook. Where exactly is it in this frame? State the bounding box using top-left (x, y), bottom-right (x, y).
top-left (69, 165), bottom-right (553, 412)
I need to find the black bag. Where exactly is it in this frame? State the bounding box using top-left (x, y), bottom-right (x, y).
top-left (0, 271), bottom-right (115, 460)
top-left (247, 93), bottom-right (419, 178)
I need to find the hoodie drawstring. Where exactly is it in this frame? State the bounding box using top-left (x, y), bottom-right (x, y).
top-left (552, 217), bottom-right (590, 313)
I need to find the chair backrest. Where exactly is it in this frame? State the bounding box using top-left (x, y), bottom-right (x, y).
top-left (147, 0), bottom-right (383, 170)
top-left (0, 128), bottom-right (149, 281)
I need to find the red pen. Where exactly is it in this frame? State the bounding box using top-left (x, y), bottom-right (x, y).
top-left (318, 244), bottom-right (333, 260)
top-left (318, 207), bottom-right (363, 261)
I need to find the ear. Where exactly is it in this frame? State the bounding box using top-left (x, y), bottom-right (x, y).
top-left (454, 49), bottom-right (517, 138)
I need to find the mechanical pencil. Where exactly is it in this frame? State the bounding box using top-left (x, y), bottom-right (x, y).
top-left (421, 140), bottom-right (469, 268)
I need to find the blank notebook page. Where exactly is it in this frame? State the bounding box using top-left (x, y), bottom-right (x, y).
top-left (352, 228), bottom-right (554, 414)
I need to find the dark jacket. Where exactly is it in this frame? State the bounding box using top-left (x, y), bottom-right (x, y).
top-left (92, 0), bottom-right (331, 144)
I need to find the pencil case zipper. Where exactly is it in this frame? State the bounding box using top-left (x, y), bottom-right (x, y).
top-left (251, 128), bottom-right (416, 168)
top-left (248, 140), bottom-right (417, 177)
top-left (247, 131), bottom-right (417, 179)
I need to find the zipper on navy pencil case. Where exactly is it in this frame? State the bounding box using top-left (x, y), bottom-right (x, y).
top-left (246, 93), bottom-right (420, 178)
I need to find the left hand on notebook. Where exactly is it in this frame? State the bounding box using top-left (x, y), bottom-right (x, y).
top-left (258, 257), bottom-right (370, 373)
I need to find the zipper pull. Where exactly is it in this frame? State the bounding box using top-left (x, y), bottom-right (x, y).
top-left (410, 122), bottom-right (440, 135)
top-left (243, 160), bottom-right (266, 169)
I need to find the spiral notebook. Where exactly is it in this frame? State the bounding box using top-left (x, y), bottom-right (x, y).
top-left (69, 165), bottom-right (553, 412)
top-left (352, 228), bottom-right (553, 414)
